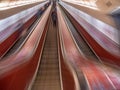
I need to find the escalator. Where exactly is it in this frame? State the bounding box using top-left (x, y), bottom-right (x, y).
top-left (32, 13), bottom-right (61, 90)
top-left (59, 6), bottom-right (120, 90)
top-left (3, 11), bottom-right (44, 58)
top-left (60, 6), bottom-right (99, 62)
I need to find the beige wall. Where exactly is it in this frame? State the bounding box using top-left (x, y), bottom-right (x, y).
top-left (96, 0), bottom-right (120, 13)
top-left (62, 0), bottom-right (120, 13)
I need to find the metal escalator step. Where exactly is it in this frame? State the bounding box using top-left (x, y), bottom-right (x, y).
top-left (32, 16), bottom-right (61, 90)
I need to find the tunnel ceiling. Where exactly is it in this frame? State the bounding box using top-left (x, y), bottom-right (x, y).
top-left (0, 0), bottom-right (42, 2)
top-left (0, 0), bottom-right (44, 8)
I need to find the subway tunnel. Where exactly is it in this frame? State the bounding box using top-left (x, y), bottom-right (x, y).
top-left (0, 0), bottom-right (120, 90)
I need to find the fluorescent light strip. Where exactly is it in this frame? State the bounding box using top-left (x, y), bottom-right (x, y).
top-left (0, 0), bottom-right (43, 10)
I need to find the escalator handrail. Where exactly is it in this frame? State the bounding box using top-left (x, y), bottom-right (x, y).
top-left (57, 5), bottom-right (81, 90)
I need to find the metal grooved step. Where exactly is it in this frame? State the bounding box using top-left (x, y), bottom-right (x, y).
top-left (32, 17), bottom-right (61, 90)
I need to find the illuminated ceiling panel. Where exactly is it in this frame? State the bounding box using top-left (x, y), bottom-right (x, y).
top-left (0, 0), bottom-right (44, 10)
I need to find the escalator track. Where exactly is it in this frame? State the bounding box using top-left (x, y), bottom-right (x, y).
top-left (3, 12), bottom-right (44, 59)
top-left (59, 6), bottom-right (120, 89)
top-left (60, 6), bottom-right (99, 62)
top-left (32, 12), bottom-right (61, 90)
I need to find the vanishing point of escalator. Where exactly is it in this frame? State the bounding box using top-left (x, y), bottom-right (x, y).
top-left (32, 13), bottom-right (61, 90)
